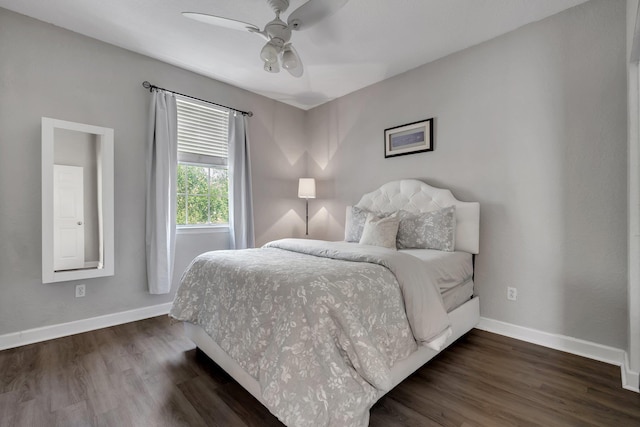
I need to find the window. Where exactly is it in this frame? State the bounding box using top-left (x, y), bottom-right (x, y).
top-left (175, 97), bottom-right (230, 227)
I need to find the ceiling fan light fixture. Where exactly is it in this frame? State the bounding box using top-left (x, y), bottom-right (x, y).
top-left (260, 41), bottom-right (280, 63)
top-left (264, 60), bottom-right (280, 73)
top-left (281, 45), bottom-right (298, 70)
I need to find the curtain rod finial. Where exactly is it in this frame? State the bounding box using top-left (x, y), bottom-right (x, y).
top-left (142, 81), bottom-right (152, 91)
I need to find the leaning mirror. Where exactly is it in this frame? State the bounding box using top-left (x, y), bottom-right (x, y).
top-left (42, 117), bottom-right (114, 283)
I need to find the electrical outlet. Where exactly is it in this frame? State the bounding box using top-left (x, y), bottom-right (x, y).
top-left (507, 287), bottom-right (517, 301)
top-left (75, 284), bottom-right (86, 298)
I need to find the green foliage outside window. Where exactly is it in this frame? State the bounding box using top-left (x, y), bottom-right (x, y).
top-left (176, 164), bottom-right (229, 225)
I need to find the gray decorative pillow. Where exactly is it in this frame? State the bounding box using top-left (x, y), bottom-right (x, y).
top-left (397, 206), bottom-right (456, 251)
top-left (359, 213), bottom-right (400, 249)
top-left (344, 206), bottom-right (370, 242)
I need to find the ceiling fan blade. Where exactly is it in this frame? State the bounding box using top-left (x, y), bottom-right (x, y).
top-left (182, 12), bottom-right (261, 33)
top-left (287, 0), bottom-right (350, 31)
top-left (284, 44), bottom-right (304, 78)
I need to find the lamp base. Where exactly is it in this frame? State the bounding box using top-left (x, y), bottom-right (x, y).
top-left (305, 198), bottom-right (309, 236)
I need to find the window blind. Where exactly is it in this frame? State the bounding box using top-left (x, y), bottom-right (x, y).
top-left (176, 97), bottom-right (229, 165)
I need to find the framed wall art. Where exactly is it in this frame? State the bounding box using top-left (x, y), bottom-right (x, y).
top-left (384, 118), bottom-right (433, 158)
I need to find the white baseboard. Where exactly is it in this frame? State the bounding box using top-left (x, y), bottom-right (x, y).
top-left (623, 353), bottom-right (640, 392)
top-left (476, 317), bottom-right (639, 393)
top-left (0, 302), bottom-right (173, 351)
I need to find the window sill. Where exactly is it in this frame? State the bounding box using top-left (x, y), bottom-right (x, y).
top-left (177, 225), bottom-right (230, 235)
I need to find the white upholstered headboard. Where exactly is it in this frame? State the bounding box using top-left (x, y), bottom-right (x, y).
top-left (354, 179), bottom-right (479, 254)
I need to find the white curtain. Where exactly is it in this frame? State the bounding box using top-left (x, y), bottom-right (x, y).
top-left (228, 112), bottom-right (255, 249)
top-left (145, 90), bottom-right (177, 294)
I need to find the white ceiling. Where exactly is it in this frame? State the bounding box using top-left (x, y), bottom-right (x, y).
top-left (0, 0), bottom-right (589, 110)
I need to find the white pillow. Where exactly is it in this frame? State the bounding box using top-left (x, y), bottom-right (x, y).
top-left (359, 213), bottom-right (400, 249)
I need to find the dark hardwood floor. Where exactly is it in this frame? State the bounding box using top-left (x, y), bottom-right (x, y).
top-left (1, 316), bottom-right (638, 426)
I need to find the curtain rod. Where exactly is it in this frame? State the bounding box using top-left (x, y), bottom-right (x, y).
top-left (142, 81), bottom-right (253, 117)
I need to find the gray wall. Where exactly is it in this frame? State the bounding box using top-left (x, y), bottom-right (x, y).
top-left (0, 8), bottom-right (306, 335)
top-left (306, 0), bottom-right (628, 348)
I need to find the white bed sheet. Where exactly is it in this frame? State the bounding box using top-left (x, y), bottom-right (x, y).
top-left (441, 280), bottom-right (474, 312)
top-left (399, 249), bottom-right (474, 312)
top-left (399, 249), bottom-right (473, 291)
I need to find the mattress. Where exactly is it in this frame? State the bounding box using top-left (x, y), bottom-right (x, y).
top-left (399, 249), bottom-right (474, 312)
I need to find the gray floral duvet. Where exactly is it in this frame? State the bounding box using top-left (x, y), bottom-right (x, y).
top-left (170, 239), bottom-right (451, 427)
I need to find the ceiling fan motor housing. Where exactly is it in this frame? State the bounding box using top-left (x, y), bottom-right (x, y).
top-left (265, 17), bottom-right (291, 46)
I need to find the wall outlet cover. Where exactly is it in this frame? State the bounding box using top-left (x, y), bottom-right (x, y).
top-left (75, 284), bottom-right (86, 298)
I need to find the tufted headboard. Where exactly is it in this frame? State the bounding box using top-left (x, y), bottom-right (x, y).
top-left (354, 179), bottom-right (479, 254)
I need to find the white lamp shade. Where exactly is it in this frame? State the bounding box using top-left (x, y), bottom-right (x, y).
top-left (298, 178), bottom-right (316, 199)
top-left (264, 60), bottom-right (280, 73)
top-left (282, 45), bottom-right (299, 70)
top-left (260, 41), bottom-right (279, 63)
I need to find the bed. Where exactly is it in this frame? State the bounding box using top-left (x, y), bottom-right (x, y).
top-left (170, 179), bottom-right (480, 427)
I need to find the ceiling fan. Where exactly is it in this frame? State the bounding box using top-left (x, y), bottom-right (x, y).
top-left (183, 0), bottom-right (350, 78)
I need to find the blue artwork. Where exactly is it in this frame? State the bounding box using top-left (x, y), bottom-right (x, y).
top-left (391, 130), bottom-right (425, 149)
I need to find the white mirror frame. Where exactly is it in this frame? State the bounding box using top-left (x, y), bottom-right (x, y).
top-left (42, 117), bottom-right (115, 283)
